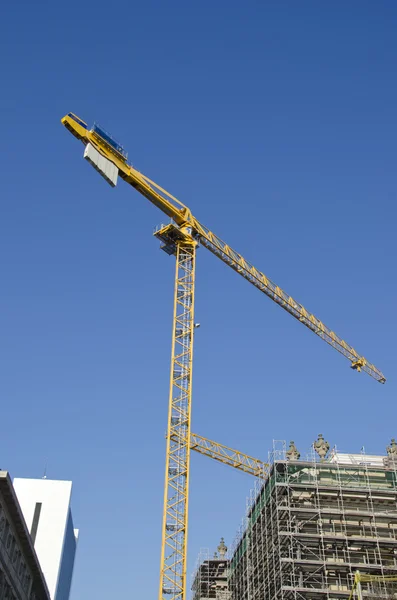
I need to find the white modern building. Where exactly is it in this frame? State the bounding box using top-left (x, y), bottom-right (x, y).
top-left (13, 478), bottom-right (78, 600)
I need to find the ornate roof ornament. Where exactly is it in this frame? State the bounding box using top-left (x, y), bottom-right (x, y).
top-left (387, 438), bottom-right (397, 458)
top-left (313, 433), bottom-right (330, 461)
top-left (286, 441), bottom-right (300, 461)
top-left (217, 537), bottom-right (227, 558)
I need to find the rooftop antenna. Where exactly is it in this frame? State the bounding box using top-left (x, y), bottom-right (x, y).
top-left (42, 461), bottom-right (47, 479)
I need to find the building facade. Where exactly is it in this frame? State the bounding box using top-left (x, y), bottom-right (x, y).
top-left (13, 479), bottom-right (78, 600)
top-left (193, 439), bottom-right (397, 600)
top-left (0, 471), bottom-right (50, 600)
top-left (228, 440), bottom-right (397, 600)
top-left (192, 540), bottom-right (231, 600)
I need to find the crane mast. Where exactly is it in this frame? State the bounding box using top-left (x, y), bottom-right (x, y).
top-left (156, 225), bottom-right (197, 600)
top-left (61, 113), bottom-right (386, 600)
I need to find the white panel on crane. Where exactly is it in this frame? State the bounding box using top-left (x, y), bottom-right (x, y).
top-left (83, 142), bottom-right (118, 187)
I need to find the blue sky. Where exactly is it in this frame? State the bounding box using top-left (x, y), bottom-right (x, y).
top-left (1, 1), bottom-right (396, 598)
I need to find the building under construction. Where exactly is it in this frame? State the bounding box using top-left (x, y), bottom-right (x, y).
top-left (192, 540), bottom-right (230, 600)
top-left (193, 437), bottom-right (397, 600)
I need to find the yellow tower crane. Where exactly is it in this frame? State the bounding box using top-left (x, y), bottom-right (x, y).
top-left (61, 113), bottom-right (385, 600)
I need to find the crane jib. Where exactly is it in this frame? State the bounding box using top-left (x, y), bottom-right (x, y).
top-left (61, 111), bottom-right (386, 382)
top-left (194, 228), bottom-right (385, 383)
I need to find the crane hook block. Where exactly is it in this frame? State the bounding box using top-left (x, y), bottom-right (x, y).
top-left (351, 359), bottom-right (365, 372)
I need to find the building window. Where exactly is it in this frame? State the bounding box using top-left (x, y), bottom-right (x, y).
top-left (19, 561), bottom-right (25, 578)
top-left (2, 519), bottom-right (9, 542)
top-left (0, 515), bottom-right (5, 537)
top-left (24, 572), bottom-right (31, 592)
top-left (30, 503), bottom-right (42, 545)
top-left (12, 547), bottom-right (21, 570)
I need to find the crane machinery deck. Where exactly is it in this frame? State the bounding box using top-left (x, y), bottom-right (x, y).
top-left (61, 112), bottom-right (385, 600)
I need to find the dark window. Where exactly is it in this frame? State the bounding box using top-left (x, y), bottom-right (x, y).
top-left (30, 503), bottom-right (42, 545)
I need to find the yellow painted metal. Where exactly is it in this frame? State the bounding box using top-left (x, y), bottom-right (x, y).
top-left (348, 571), bottom-right (397, 600)
top-left (61, 112), bottom-right (387, 600)
top-left (159, 233), bottom-right (196, 600)
top-left (187, 432), bottom-right (269, 478)
top-left (61, 113), bottom-right (385, 383)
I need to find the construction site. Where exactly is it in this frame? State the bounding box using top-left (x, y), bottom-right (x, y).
top-left (192, 438), bottom-right (397, 600)
top-left (60, 113), bottom-right (389, 600)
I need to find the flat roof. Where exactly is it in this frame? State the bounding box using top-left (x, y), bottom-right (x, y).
top-left (0, 471), bottom-right (50, 600)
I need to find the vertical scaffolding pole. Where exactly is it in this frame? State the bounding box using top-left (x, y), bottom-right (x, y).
top-left (356, 577), bottom-right (363, 600)
top-left (159, 239), bottom-right (196, 600)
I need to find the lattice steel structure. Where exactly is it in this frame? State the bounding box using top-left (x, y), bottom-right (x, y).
top-left (62, 112), bottom-right (386, 384)
top-left (61, 111), bottom-right (387, 600)
top-left (229, 444), bottom-right (397, 600)
top-left (158, 229), bottom-right (197, 600)
top-left (187, 434), bottom-right (268, 478)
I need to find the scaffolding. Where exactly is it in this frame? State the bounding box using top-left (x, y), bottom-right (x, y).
top-left (228, 441), bottom-right (397, 600)
top-left (191, 546), bottom-right (231, 600)
top-left (349, 572), bottom-right (397, 599)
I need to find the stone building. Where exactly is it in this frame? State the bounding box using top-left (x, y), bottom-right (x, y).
top-left (0, 471), bottom-right (50, 600)
top-left (193, 438), bottom-right (397, 600)
top-left (229, 438), bottom-right (397, 600)
top-left (192, 538), bottom-right (231, 600)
